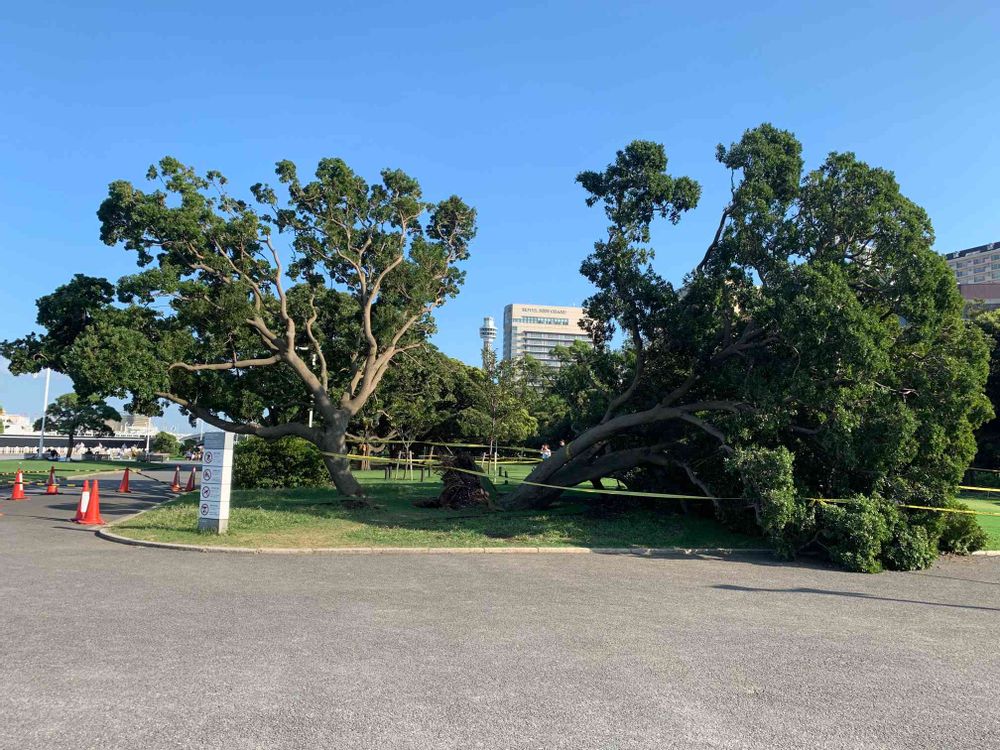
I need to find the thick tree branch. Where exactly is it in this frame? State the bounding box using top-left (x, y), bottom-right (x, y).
top-left (155, 391), bottom-right (318, 441)
top-left (602, 324), bottom-right (644, 423)
top-left (168, 355), bottom-right (281, 372)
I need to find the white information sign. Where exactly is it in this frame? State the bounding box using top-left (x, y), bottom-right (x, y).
top-left (199, 431), bottom-right (234, 533)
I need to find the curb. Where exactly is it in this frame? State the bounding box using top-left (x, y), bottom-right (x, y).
top-left (971, 550), bottom-right (1000, 556)
top-left (95, 529), bottom-right (773, 557)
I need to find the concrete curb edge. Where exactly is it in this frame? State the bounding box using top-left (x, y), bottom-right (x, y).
top-left (95, 528), bottom-right (775, 557)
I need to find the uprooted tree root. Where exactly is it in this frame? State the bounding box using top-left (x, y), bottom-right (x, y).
top-left (415, 453), bottom-right (495, 510)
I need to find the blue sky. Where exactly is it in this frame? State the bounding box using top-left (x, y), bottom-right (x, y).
top-left (1, 1), bottom-right (998, 426)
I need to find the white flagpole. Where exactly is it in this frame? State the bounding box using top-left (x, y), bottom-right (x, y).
top-left (36, 368), bottom-right (51, 458)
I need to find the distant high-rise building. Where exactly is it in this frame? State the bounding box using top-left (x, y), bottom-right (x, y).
top-left (502, 303), bottom-right (591, 369)
top-left (479, 316), bottom-right (497, 351)
top-left (942, 241), bottom-right (1000, 310)
top-left (943, 241), bottom-right (1000, 284)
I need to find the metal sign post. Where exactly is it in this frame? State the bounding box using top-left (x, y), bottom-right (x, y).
top-left (198, 432), bottom-right (233, 533)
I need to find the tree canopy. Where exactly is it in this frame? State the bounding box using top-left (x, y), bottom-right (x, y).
top-left (34, 393), bottom-right (120, 456)
top-left (3, 157), bottom-right (476, 497)
top-left (151, 431), bottom-right (180, 455)
top-left (2, 126), bottom-right (990, 570)
top-left (506, 125), bottom-right (991, 571)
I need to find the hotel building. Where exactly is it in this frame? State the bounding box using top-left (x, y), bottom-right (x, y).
top-left (501, 303), bottom-right (591, 369)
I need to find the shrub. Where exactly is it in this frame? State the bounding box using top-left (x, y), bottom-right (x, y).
top-left (727, 447), bottom-right (814, 559)
top-left (233, 436), bottom-right (330, 489)
top-left (882, 522), bottom-right (936, 571)
top-left (937, 501), bottom-right (988, 554)
top-left (818, 497), bottom-right (891, 573)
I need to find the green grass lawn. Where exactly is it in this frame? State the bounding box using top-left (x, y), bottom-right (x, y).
top-left (110, 468), bottom-right (762, 550)
top-left (957, 493), bottom-right (1000, 550)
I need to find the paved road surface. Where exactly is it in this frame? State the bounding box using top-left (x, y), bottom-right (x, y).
top-left (1, 468), bottom-right (998, 749)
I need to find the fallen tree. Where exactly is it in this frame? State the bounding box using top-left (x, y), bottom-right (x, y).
top-left (503, 126), bottom-right (991, 571)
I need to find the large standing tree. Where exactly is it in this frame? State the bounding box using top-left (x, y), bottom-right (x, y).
top-left (3, 158), bottom-right (475, 497)
top-left (502, 127), bottom-right (990, 571)
top-left (35, 393), bottom-right (120, 457)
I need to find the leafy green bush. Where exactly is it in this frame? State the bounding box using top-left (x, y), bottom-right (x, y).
top-left (882, 522), bottom-right (936, 571)
top-left (233, 437), bottom-right (330, 489)
top-left (937, 501), bottom-right (988, 554)
top-left (727, 447), bottom-right (814, 559)
top-left (722, 446), bottom-right (992, 571)
top-left (818, 497), bottom-right (891, 573)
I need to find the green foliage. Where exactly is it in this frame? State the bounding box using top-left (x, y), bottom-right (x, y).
top-left (968, 307), bottom-right (1000, 465)
top-left (33, 393), bottom-right (120, 453)
top-left (937, 501), bottom-right (989, 554)
top-left (457, 346), bottom-right (538, 448)
top-left (511, 125), bottom-right (992, 573)
top-left (818, 498), bottom-right (891, 573)
top-left (882, 517), bottom-right (937, 571)
top-left (349, 346), bottom-right (481, 450)
top-left (727, 447), bottom-right (812, 559)
top-left (1, 154), bottom-right (476, 496)
top-left (180, 437), bottom-right (201, 452)
top-left (541, 341), bottom-right (629, 438)
top-left (0, 275), bottom-right (115, 376)
top-left (151, 431), bottom-right (180, 455)
top-left (233, 437), bottom-right (330, 489)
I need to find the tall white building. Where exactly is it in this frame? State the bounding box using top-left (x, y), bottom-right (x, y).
top-left (502, 303), bottom-right (591, 370)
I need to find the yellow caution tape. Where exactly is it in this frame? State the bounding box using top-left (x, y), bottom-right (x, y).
top-left (325, 450), bottom-right (1000, 517)
top-left (323, 449), bottom-right (722, 500)
top-left (344, 437), bottom-right (548, 454)
top-left (813, 497), bottom-right (1000, 518)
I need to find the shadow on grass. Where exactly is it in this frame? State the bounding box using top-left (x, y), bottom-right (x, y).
top-left (115, 479), bottom-right (765, 550)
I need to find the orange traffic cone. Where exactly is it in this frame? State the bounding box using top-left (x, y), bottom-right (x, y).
top-left (184, 466), bottom-right (197, 492)
top-left (118, 468), bottom-right (132, 494)
top-left (11, 469), bottom-right (26, 501)
top-left (170, 466), bottom-right (182, 492)
top-left (77, 479), bottom-right (104, 525)
top-left (45, 466), bottom-right (59, 495)
top-left (73, 480), bottom-right (91, 522)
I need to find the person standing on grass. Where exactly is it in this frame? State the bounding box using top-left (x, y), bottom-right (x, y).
top-left (540, 444), bottom-right (552, 460)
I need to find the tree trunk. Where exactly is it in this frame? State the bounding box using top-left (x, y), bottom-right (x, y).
top-left (318, 419), bottom-right (365, 498)
top-left (501, 443), bottom-right (587, 509)
top-left (502, 433), bottom-right (676, 511)
top-left (67, 431), bottom-right (76, 461)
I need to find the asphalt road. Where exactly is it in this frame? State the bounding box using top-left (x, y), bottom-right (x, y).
top-left (1, 467), bottom-right (998, 749)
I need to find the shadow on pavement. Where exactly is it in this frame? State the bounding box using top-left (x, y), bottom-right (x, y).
top-left (903, 571), bottom-right (1000, 587)
top-left (714, 583), bottom-right (1000, 612)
